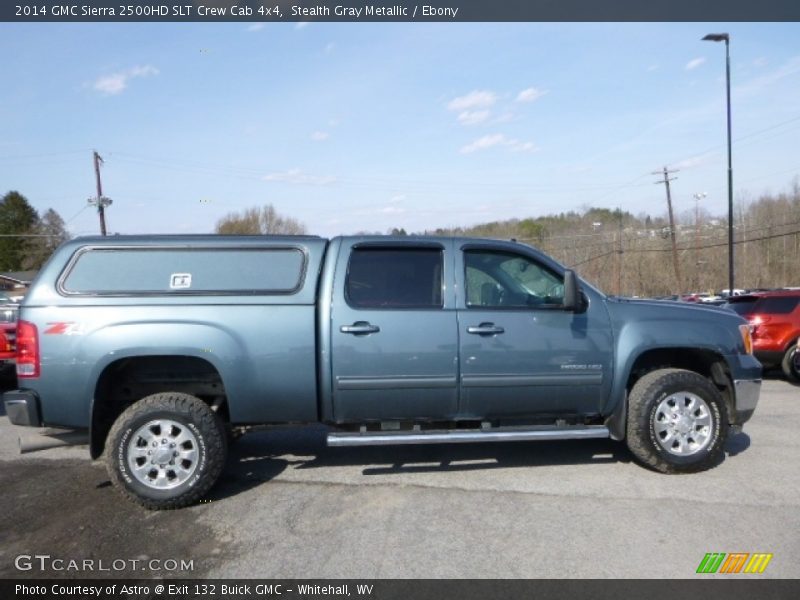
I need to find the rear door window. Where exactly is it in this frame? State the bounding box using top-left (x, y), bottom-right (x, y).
top-left (757, 296), bottom-right (800, 315)
top-left (346, 247), bottom-right (443, 309)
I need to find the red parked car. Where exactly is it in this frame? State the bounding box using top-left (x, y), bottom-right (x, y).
top-left (726, 290), bottom-right (800, 382)
top-left (0, 321), bottom-right (16, 382)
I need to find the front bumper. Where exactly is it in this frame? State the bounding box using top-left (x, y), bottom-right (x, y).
top-left (3, 389), bottom-right (41, 427)
top-left (732, 378), bottom-right (761, 425)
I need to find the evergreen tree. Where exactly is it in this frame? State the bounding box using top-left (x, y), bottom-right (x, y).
top-left (0, 191), bottom-right (39, 271)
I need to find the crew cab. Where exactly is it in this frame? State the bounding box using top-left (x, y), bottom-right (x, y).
top-left (3, 235), bottom-right (762, 509)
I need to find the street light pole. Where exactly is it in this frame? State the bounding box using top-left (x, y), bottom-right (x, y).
top-left (702, 33), bottom-right (734, 295)
top-left (693, 192), bottom-right (707, 290)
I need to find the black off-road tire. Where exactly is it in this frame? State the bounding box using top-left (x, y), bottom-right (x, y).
top-left (626, 368), bottom-right (729, 474)
top-left (106, 392), bottom-right (227, 510)
top-left (781, 342), bottom-right (800, 384)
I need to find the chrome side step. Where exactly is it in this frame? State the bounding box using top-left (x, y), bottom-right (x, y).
top-left (327, 426), bottom-right (610, 447)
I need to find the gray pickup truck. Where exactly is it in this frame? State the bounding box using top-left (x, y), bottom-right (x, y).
top-left (4, 235), bottom-right (761, 509)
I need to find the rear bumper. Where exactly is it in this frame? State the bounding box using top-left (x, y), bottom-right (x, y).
top-left (3, 389), bottom-right (41, 427)
top-left (754, 349), bottom-right (783, 367)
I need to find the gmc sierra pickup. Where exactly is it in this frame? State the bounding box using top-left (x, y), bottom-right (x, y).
top-left (3, 235), bottom-right (761, 509)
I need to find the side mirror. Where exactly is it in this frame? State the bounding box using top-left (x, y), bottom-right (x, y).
top-left (563, 269), bottom-right (580, 311)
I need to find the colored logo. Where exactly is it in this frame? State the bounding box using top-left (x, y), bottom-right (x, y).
top-left (696, 552), bottom-right (773, 574)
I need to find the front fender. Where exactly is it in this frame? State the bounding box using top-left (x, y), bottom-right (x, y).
top-left (603, 301), bottom-right (746, 438)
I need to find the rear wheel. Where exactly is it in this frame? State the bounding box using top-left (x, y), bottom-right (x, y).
top-left (626, 368), bottom-right (728, 473)
top-left (781, 342), bottom-right (799, 383)
top-left (106, 392), bottom-right (227, 509)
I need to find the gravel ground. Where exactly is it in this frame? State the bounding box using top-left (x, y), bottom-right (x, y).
top-left (1, 376), bottom-right (798, 579)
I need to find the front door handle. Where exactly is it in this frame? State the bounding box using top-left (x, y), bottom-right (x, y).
top-left (340, 322), bottom-right (380, 335)
top-left (467, 323), bottom-right (505, 335)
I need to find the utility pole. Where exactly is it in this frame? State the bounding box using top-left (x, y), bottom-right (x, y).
top-left (88, 150), bottom-right (112, 236)
top-left (653, 167), bottom-right (682, 292)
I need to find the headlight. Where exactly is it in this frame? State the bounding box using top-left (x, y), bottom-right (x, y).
top-left (739, 324), bottom-right (753, 355)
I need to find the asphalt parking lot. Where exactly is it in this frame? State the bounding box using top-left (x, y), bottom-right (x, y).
top-left (1, 376), bottom-right (798, 579)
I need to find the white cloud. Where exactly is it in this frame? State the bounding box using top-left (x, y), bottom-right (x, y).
top-left (447, 90), bottom-right (497, 127)
top-left (685, 57), bottom-right (706, 71)
top-left (262, 168), bottom-right (336, 185)
top-left (94, 74), bottom-right (127, 95)
top-left (246, 23), bottom-right (265, 32)
top-left (324, 42), bottom-right (336, 54)
top-left (459, 133), bottom-right (538, 154)
top-left (493, 112), bottom-right (515, 124)
top-left (736, 56), bottom-right (800, 98)
top-left (381, 206), bottom-right (406, 214)
top-left (389, 194), bottom-right (406, 203)
top-left (515, 87), bottom-right (547, 103)
top-left (457, 110), bottom-right (490, 125)
top-left (512, 141), bottom-right (537, 153)
top-left (460, 133), bottom-right (505, 153)
top-left (447, 90), bottom-right (497, 112)
top-left (752, 57), bottom-right (768, 68)
top-left (295, 22), bottom-right (309, 30)
top-left (92, 65), bottom-right (159, 95)
top-left (671, 151), bottom-right (718, 170)
top-left (311, 131), bottom-right (329, 141)
top-left (647, 64), bottom-right (659, 72)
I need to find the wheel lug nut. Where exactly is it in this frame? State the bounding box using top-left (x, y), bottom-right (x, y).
top-left (162, 439), bottom-right (167, 444)
top-left (173, 451), bottom-right (178, 456)
top-left (170, 443), bottom-right (175, 448)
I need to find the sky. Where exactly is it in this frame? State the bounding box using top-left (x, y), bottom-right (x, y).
top-left (1, 21), bottom-right (799, 237)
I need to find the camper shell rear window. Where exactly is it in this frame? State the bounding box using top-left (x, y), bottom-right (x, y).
top-left (59, 246), bottom-right (306, 295)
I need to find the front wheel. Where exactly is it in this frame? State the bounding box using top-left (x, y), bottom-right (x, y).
top-left (106, 392), bottom-right (227, 509)
top-left (626, 368), bottom-right (729, 473)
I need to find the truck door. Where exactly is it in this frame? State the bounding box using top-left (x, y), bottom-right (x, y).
top-left (456, 244), bottom-right (613, 419)
top-left (329, 240), bottom-right (459, 422)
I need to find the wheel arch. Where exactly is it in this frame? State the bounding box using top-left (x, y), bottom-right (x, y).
top-left (90, 354), bottom-right (228, 458)
top-left (606, 346), bottom-right (734, 440)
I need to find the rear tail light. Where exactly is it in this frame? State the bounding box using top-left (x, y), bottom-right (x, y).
top-left (16, 320), bottom-right (40, 378)
top-left (747, 315), bottom-right (769, 337)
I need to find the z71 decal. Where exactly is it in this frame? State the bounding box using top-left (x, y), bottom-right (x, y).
top-left (44, 322), bottom-right (86, 336)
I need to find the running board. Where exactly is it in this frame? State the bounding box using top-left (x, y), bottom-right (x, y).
top-left (327, 426), bottom-right (610, 447)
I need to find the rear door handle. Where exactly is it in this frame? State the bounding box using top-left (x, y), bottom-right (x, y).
top-left (467, 323), bottom-right (505, 335)
top-left (340, 322), bottom-right (380, 335)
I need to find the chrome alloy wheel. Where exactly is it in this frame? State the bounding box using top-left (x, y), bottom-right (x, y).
top-left (652, 391), bottom-right (714, 456)
top-left (127, 419), bottom-right (199, 489)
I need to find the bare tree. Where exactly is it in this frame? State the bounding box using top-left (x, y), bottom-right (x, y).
top-left (215, 204), bottom-right (307, 235)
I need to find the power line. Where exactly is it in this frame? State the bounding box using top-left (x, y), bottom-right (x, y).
top-left (109, 151), bottom-right (658, 195)
top-left (0, 149), bottom-right (90, 162)
top-left (665, 113), bottom-right (800, 169)
top-left (569, 226), bottom-right (800, 268)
